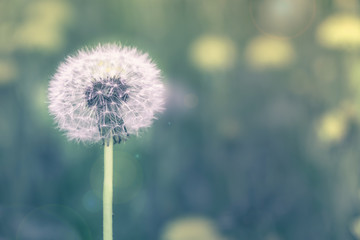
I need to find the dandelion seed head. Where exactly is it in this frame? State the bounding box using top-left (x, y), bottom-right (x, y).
top-left (48, 43), bottom-right (165, 143)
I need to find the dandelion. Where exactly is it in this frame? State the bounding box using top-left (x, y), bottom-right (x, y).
top-left (48, 43), bottom-right (165, 144)
top-left (48, 43), bottom-right (165, 240)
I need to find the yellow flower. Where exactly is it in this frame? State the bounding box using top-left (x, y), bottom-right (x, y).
top-left (161, 216), bottom-right (225, 240)
top-left (351, 217), bottom-right (360, 240)
top-left (317, 14), bottom-right (360, 50)
top-left (245, 35), bottom-right (295, 70)
top-left (316, 110), bottom-right (347, 143)
top-left (14, 0), bottom-right (73, 51)
top-left (14, 23), bottom-right (65, 51)
top-left (189, 35), bottom-right (237, 72)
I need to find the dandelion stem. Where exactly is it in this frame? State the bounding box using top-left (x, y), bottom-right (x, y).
top-left (103, 137), bottom-right (113, 240)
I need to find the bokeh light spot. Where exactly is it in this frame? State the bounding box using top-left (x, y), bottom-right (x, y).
top-left (189, 35), bottom-right (237, 72)
top-left (316, 110), bottom-right (348, 144)
top-left (161, 216), bottom-right (225, 240)
top-left (317, 14), bottom-right (360, 50)
top-left (249, 0), bottom-right (316, 38)
top-left (351, 217), bottom-right (360, 239)
top-left (14, 0), bottom-right (73, 52)
top-left (245, 35), bottom-right (295, 70)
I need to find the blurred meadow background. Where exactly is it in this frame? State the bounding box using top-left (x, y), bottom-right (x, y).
top-left (2, 0), bottom-right (360, 239)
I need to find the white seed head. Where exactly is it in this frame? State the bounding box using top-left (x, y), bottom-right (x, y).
top-left (48, 43), bottom-right (165, 143)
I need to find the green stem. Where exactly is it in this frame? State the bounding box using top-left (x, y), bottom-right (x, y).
top-left (104, 138), bottom-right (113, 240)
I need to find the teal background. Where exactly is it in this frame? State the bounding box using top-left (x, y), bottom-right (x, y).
top-left (1, 0), bottom-right (360, 239)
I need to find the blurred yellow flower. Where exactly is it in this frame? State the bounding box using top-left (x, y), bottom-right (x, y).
top-left (161, 216), bottom-right (225, 240)
top-left (245, 35), bottom-right (295, 70)
top-left (15, 23), bottom-right (65, 51)
top-left (317, 14), bottom-right (360, 50)
top-left (316, 110), bottom-right (347, 143)
top-left (25, 0), bottom-right (72, 26)
top-left (189, 35), bottom-right (237, 71)
top-left (14, 0), bottom-right (73, 51)
top-left (0, 59), bottom-right (17, 85)
top-left (351, 217), bottom-right (360, 239)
